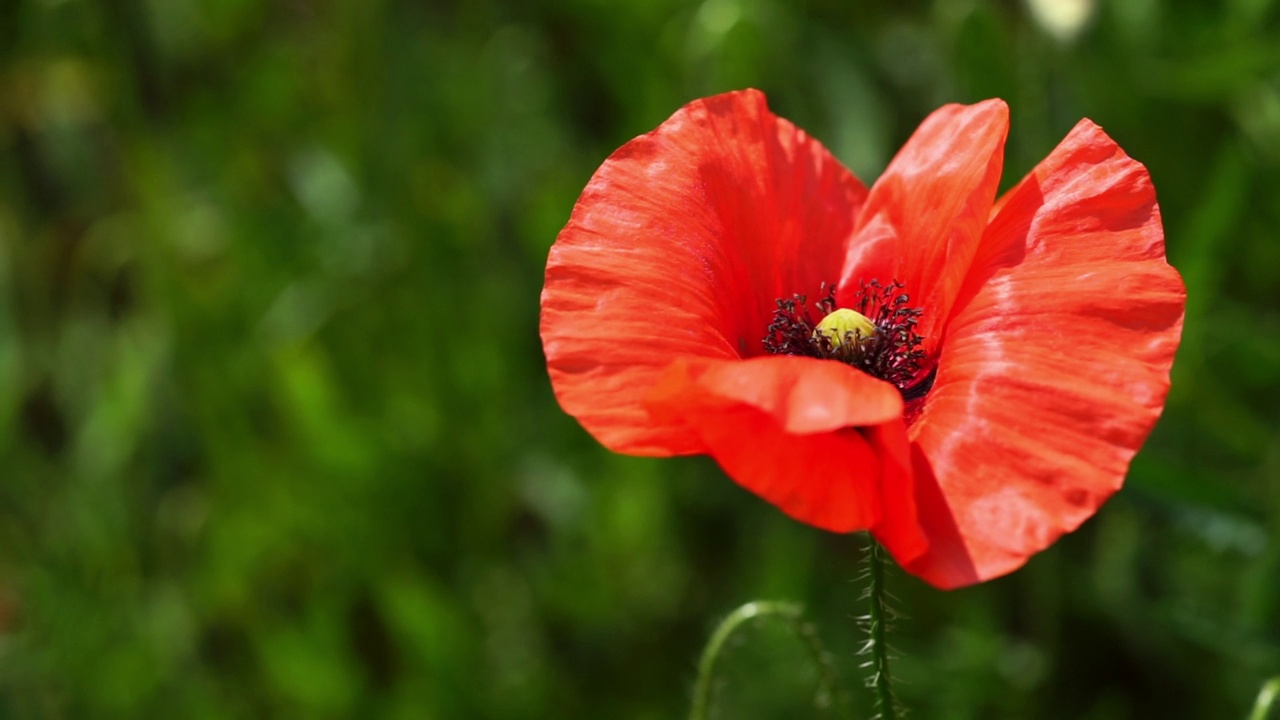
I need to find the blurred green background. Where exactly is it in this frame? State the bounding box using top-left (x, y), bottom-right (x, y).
top-left (1, 0), bottom-right (1279, 718)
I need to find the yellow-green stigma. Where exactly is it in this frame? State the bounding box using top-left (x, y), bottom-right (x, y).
top-left (813, 308), bottom-right (877, 351)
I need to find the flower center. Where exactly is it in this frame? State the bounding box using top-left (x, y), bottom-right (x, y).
top-left (763, 280), bottom-right (936, 402)
top-left (813, 308), bottom-right (878, 353)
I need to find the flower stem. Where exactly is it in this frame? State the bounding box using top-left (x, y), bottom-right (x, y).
top-left (1249, 676), bottom-right (1280, 720)
top-left (864, 536), bottom-right (899, 720)
top-left (689, 600), bottom-right (848, 720)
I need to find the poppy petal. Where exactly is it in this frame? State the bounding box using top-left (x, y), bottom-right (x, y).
top-left (648, 355), bottom-right (904, 433)
top-left (542, 89), bottom-right (869, 455)
top-left (903, 119), bottom-right (1186, 589)
top-left (839, 100), bottom-right (1009, 354)
top-left (864, 420), bottom-right (930, 565)
top-left (646, 355), bottom-right (906, 532)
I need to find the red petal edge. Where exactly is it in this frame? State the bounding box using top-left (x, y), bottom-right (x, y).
top-left (839, 99), bottom-right (1009, 356)
top-left (541, 89), bottom-right (868, 455)
top-left (903, 119), bottom-right (1186, 589)
top-left (646, 355), bottom-right (918, 535)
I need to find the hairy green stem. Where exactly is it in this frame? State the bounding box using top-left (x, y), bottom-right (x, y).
top-left (689, 600), bottom-right (848, 720)
top-left (1250, 676), bottom-right (1280, 720)
top-left (865, 538), bottom-right (898, 720)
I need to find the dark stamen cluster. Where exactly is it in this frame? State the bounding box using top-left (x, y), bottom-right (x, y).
top-left (763, 280), bottom-right (935, 401)
top-left (762, 283), bottom-right (837, 359)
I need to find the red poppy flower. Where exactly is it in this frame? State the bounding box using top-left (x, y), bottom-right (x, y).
top-left (540, 90), bottom-right (1184, 589)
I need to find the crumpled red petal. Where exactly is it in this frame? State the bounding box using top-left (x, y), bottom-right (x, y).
top-left (542, 89), bottom-right (868, 455)
top-left (646, 355), bottom-right (914, 534)
top-left (839, 100), bottom-right (1009, 356)
top-left (863, 419), bottom-right (930, 565)
top-left (901, 119), bottom-right (1186, 588)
